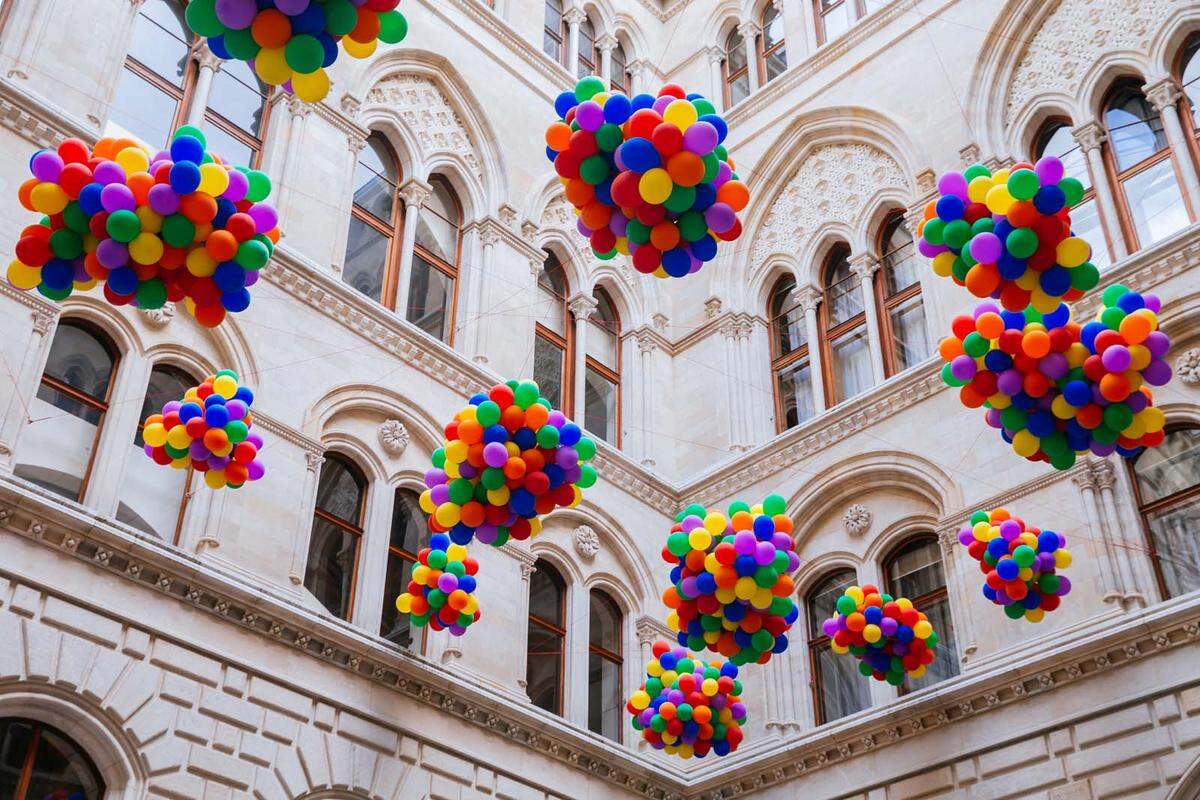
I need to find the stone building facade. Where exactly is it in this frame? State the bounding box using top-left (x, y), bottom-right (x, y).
top-left (0, 0), bottom-right (1198, 798)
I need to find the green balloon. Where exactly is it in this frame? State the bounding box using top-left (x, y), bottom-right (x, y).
top-left (714, 145), bottom-right (728, 162)
top-left (481, 467), bottom-right (505, 490)
top-left (664, 185), bottom-right (696, 214)
top-left (1100, 306), bottom-right (1125, 330)
top-left (886, 671), bottom-right (905, 686)
top-left (963, 331), bottom-right (989, 357)
top-left (164, 442), bottom-right (190, 459)
top-left (427, 549), bottom-right (448, 570)
top-left (753, 566), bottom-right (777, 588)
top-left (835, 595), bottom-right (857, 616)
top-left (1038, 573), bottom-right (1061, 594)
top-left (1004, 603), bottom-right (1026, 619)
top-left (1070, 262), bottom-right (1100, 292)
top-left (514, 381), bottom-right (539, 409)
top-left (943, 219), bottom-right (972, 250)
top-left (970, 216), bottom-right (995, 236)
top-left (693, 99), bottom-right (716, 117)
top-left (1013, 544), bottom-right (1036, 567)
top-left (701, 152), bottom-right (720, 182)
top-left (432, 448), bottom-right (446, 468)
top-left (245, 170), bottom-right (272, 203)
top-left (62, 202), bottom-right (89, 235)
top-left (1000, 406), bottom-right (1028, 432)
top-left (575, 75), bottom-right (606, 102)
top-left (577, 464), bottom-right (597, 488)
top-left (1092, 425), bottom-right (1118, 445)
top-left (37, 284), bottom-right (71, 300)
top-left (492, 528), bottom-right (509, 547)
top-left (969, 509), bottom-right (989, 525)
top-left (677, 210), bottom-right (707, 241)
top-left (254, 233), bottom-right (275, 256)
top-left (951, 256), bottom-right (971, 282)
top-left (1102, 283), bottom-right (1129, 306)
top-left (378, 10), bottom-right (409, 44)
top-left (285, 35), bottom-right (325, 74)
top-left (684, 503), bottom-right (707, 519)
top-left (136, 278), bottom-right (168, 310)
top-left (1103, 402), bottom-right (1133, 432)
top-left (762, 493), bottom-right (786, 516)
top-left (184, 0), bottom-right (226, 37)
top-left (49, 229), bottom-right (83, 260)
top-left (106, 210), bottom-right (141, 243)
top-left (324, 0), bottom-right (359, 37)
top-left (625, 219), bottom-right (650, 245)
top-left (579, 155), bottom-right (610, 185)
top-left (960, 247), bottom-right (978, 268)
top-left (223, 27), bottom-right (260, 61)
top-left (768, 596), bottom-right (793, 617)
top-left (595, 248), bottom-right (617, 261)
top-left (941, 362), bottom-right (965, 388)
top-left (427, 589), bottom-right (446, 608)
top-left (750, 629), bottom-right (774, 651)
top-left (226, 419), bottom-right (249, 443)
top-left (858, 660), bottom-right (874, 676)
top-left (963, 163), bottom-right (991, 182)
top-left (448, 478), bottom-right (474, 505)
top-left (411, 613), bottom-right (429, 627)
top-left (173, 125), bottom-right (207, 148)
top-left (1060, 177), bottom-right (1084, 207)
top-left (1006, 227), bottom-right (1039, 258)
top-left (236, 240), bottom-right (270, 271)
top-left (646, 678), bottom-right (663, 696)
top-left (727, 500), bottom-right (750, 515)
top-left (575, 437), bottom-right (596, 460)
top-left (1007, 169), bottom-right (1040, 201)
top-left (475, 400), bottom-right (501, 426)
top-left (595, 124), bottom-right (623, 152)
top-left (536, 424), bottom-right (560, 448)
top-left (700, 614), bottom-right (721, 632)
top-left (922, 217), bottom-right (946, 246)
top-left (161, 215), bottom-right (195, 248)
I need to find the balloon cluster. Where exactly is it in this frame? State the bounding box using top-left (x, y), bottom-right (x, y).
top-left (546, 77), bottom-right (748, 279)
top-left (662, 494), bottom-right (799, 666)
top-left (184, 0), bottom-right (408, 103)
top-left (939, 295), bottom-right (1169, 469)
top-left (822, 584), bottom-right (939, 685)
top-left (919, 156), bottom-right (1098, 312)
top-left (419, 380), bottom-right (597, 548)
top-left (395, 533), bottom-right (481, 636)
top-left (957, 508), bottom-right (1072, 622)
top-left (626, 641), bottom-right (747, 759)
top-left (141, 370), bottom-right (265, 490)
top-left (7, 128), bottom-right (279, 327)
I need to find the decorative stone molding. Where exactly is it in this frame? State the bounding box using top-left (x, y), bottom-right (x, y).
top-left (498, 204), bottom-right (518, 228)
top-left (339, 92), bottom-right (362, 119)
top-left (652, 313), bottom-right (669, 331)
top-left (563, 6), bottom-right (587, 25)
top-left (398, 178), bottom-right (433, 209)
top-left (704, 296), bottom-right (723, 318)
top-left (365, 74), bottom-right (485, 181)
top-left (285, 94), bottom-right (313, 118)
top-left (1143, 78), bottom-right (1184, 113)
top-left (842, 504), bottom-right (871, 538)
top-left (848, 253), bottom-right (881, 281)
top-left (1177, 348), bottom-right (1200, 385)
top-left (568, 293), bottom-right (598, 321)
top-left (378, 419), bottom-right (410, 456)
top-left (635, 615), bottom-right (674, 646)
top-left (595, 34), bottom-right (618, 54)
top-left (141, 302), bottom-right (175, 329)
top-left (635, 329), bottom-right (658, 355)
top-left (791, 285), bottom-right (821, 313)
top-left (30, 307), bottom-right (57, 335)
top-left (305, 451), bottom-right (325, 471)
top-left (1071, 121), bottom-right (1107, 153)
top-left (914, 168), bottom-right (937, 195)
top-left (191, 40), bottom-right (223, 72)
top-left (572, 524), bottom-right (600, 560)
top-left (958, 143), bottom-right (982, 167)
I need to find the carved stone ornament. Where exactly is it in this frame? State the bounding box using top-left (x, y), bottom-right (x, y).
top-left (843, 503), bottom-right (871, 537)
top-left (378, 419), bottom-right (410, 456)
top-left (573, 525), bottom-right (600, 560)
top-left (1178, 348), bottom-right (1200, 385)
top-left (141, 303), bottom-right (176, 328)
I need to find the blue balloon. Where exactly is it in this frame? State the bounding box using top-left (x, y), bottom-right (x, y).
top-left (169, 161), bottom-right (202, 194)
top-left (631, 93), bottom-right (656, 111)
top-left (449, 525), bottom-right (473, 545)
top-left (318, 33), bottom-right (339, 68)
top-left (733, 554), bottom-right (756, 577)
top-left (221, 288), bottom-right (251, 313)
top-left (984, 350), bottom-right (1013, 372)
top-left (1080, 321), bottom-right (1106, 352)
top-left (106, 265), bottom-right (138, 295)
top-left (691, 234), bottom-right (718, 262)
top-left (603, 93), bottom-right (632, 125)
top-left (1039, 266), bottom-right (1072, 296)
top-left (1022, 593), bottom-right (1041, 609)
top-left (213, 198), bottom-right (237, 229)
top-left (662, 247), bottom-right (691, 277)
top-left (983, 585), bottom-right (998, 601)
top-left (179, 402), bottom-right (203, 423)
top-left (936, 194), bottom-right (965, 222)
top-left (214, 261), bottom-right (246, 293)
top-left (233, 386), bottom-right (254, 405)
top-left (772, 635), bottom-right (789, 654)
top-left (430, 533), bottom-right (450, 550)
top-left (514, 428), bottom-right (537, 450)
top-left (459, 575), bottom-right (477, 594)
top-left (618, 138), bottom-right (660, 173)
top-left (41, 259), bottom-right (74, 291)
top-left (204, 393), bottom-right (226, 407)
top-left (1063, 380), bottom-right (1092, 407)
top-left (468, 392), bottom-right (487, 405)
top-left (1037, 531), bottom-right (1060, 552)
top-left (78, 183), bottom-right (104, 216)
top-left (593, 179), bottom-right (613, 206)
top-left (1117, 291), bottom-right (1145, 312)
top-left (1033, 184), bottom-right (1066, 214)
top-left (987, 538), bottom-right (1009, 559)
top-left (545, 145), bottom-right (558, 163)
top-left (207, 35), bottom-right (232, 60)
top-left (170, 135), bottom-right (205, 165)
top-left (554, 91), bottom-right (577, 118)
top-left (291, 3), bottom-right (327, 35)
top-left (559, 422), bottom-right (582, 446)
top-left (997, 250), bottom-right (1027, 280)
top-left (753, 515), bottom-right (774, 539)
top-left (1000, 308), bottom-right (1026, 330)
top-left (483, 424), bottom-right (508, 444)
top-left (1027, 410), bottom-right (1057, 437)
top-left (1042, 303), bottom-right (1070, 329)
top-left (205, 404), bottom-right (230, 428)
top-left (864, 605), bottom-right (883, 624)
top-left (696, 572), bottom-right (717, 594)
top-left (691, 182), bottom-right (717, 211)
top-left (732, 629), bottom-right (751, 647)
top-left (996, 558), bottom-right (1019, 580)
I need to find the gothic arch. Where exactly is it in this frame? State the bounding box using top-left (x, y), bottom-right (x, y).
top-left (793, 552), bottom-right (861, 598)
top-left (1149, 6), bottom-right (1200, 77)
top-left (541, 502), bottom-right (657, 603)
top-left (702, 2), bottom-right (745, 49)
top-left (863, 513), bottom-right (942, 565)
top-left (751, 254), bottom-right (803, 316)
top-left (591, 266), bottom-right (644, 328)
top-left (303, 383), bottom-right (446, 455)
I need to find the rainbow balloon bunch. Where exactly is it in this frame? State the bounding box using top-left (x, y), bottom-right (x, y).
top-left (395, 533), bottom-right (481, 636)
top-left (7, 128), bottom-right (279, 327)
top-left (957, 508), bottom-right (1072, 622)
top-left (141, 370), bottom-right (265, 490)
top-left (419, 380), bottom-right (598, 548)
top-left (661, 494), bottom-right (799, 666)
top-left (919, 156), bottom-right (1098, 312)
top-left (822, 584), bottom-right (938, 685)
top-left (545, 77), bottom-right (748, 279)
top-left (184, 0), bottom-right (408, 103)
top-left (626, 641), bottom-right (747, 759)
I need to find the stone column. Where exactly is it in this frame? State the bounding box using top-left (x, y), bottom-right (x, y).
top-left (568, 293), bottom-right (597, 422)
top-left (275, 97), bottom-right (315, 234)
top-left (185, 41), bottom-right (222, 126)
top-left (793, 284), bottom-right (826, 414)
top-left (1070, 463), bottom-right (1123, 604)
top-left (849, 253), bottom-right (886, 385)
top-left (937, 525), bottom-right (978, 666)
top-left (395, 179), bottom-right (432, 318)
top-left (596, 34), bottom-right (617, 88)
top-left (762, 643), bottom-right (803, 736)
top-left (0, 307), bottom-right (57, 469)
top-left (737, 21), bottom-right (761, 93)
top-left (564, 7), bottom-right (586, 75)
top-left (472, 221), bottom-right (503, 364)
top-left (330, 132), bottom-right (367, 275)
top-left (564, 576), bottom-right (589, 726)
top-left (1072, 122), bottom-right (1128, 261)
top-left (511, 551), bottom-right (538, 694)
top-left (707, 47), bottom-right (726, 111)
top-left (720, 318), bottom-right (744, 449)
top-left (1093, 459), bottom-right (1147, 609)
top-left (635, 330), bottom-right (657, 468)
top-left (735, 318), bottom-right (756, 447)
top-left (626, 59), bottom-right (652, 95)
top-left (84, 356), bottom-right (152, 517)
top-left (1144, 78), bottom-right (1200, 216)
top-left (288, 451), bottom-right (325, 586)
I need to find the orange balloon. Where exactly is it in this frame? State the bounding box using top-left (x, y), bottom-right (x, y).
top-left (1119, 311), bottom-right (1152, 344)
top-left (457, 419), bottom-right (483, 444)
top-left (938, 337), bottom-right (964, 362)
top-left (546, 122), bottom-right (572, 152)
top-left (846, 612), bottom-right (866, 632)
top-left (666, 151), bottom-right (705, 187)
top-left (965, 263), bottom-right (1001, 297)
top-left (501, 405), bottom-right (525, 430)
top-left (1007, 201), bottom-right (1039, 229)
top-left (17, 179), bottom-right (37, 212)
top-left (251, 10), bottom-right (292, 49)
top-left (1023, 371), bottom-right (1050, 398)
top-left (180, 193), bottom-right (218, 223)
top-left (772, 514), bottom-right (793, 534)
top-left (127, 172), bottom-right (155, 205)
top-left (525, 403), bottom-right (550, 429)
top-left (580, 201), bottom-right (611, 231)
top-left (716, 180), bottom-right (749, 212)
top-left (206, 229), bottom-right (238, 262)
top-left (959, 385), bottom-right (986, 408)
top-left (684, 550), bottom-right (705, 572)
top-left (503, 457), bottom-right (526, 480)
top-left (730, 510), bottom-right (754, 531)
top-left (92, 138), bottom-right (119, 160)
top-left (460, 501), bottom-right (485, 527)
top-left (203, 428), bottom-right (229, 453)
top-left (650, 222), bottom-right (680, 251)
top-left (1021, 330), bottom-right (1050, 358)
top-left (1099, 372), bottom-right (1130, 402)
top-left (975, 311), bottom-right (1005, 340)
top-left (564, 179), bottom-right (594, 207)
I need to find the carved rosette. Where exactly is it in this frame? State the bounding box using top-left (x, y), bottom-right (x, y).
top-left (378, 419), bottom-right (410, 456)
top-left (141, 303), bottom-right (176, 328)
top-left (842, 503), bottom-right (871, 538)
top-left (1177, 348), bottom-right (1200, 385)
top-left (573, 525), bottom-right (600, 560)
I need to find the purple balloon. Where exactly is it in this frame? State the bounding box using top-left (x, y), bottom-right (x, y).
top-left (437, 573), bottom-right (458, 593)
top-left (733, 530), bottom-right (756, 555)
top-left (100, 183), bottom-right (136, 213)
top-left (547, 410), bottom-right (566, 427)
top-left (937, 171), bottom-right (969, 200)
top-left (189, 441), bottom-right (211, 459)
top-left (576, 219), bottom-right (592, 237)
top-left (215, 0), bottom-right (257, 29)
top-left (704, 202), bottom-right (736, 234)
top-left (974, 301), bottom-right (1003, 318)
top-left (30, 151), bottom-right (63, 183)
top-left (575, 101), bottom-right (605, 132)
top-left (563, 464), bottom-right (582, 483)
top-left (958, 528), bottom-right (974, 546)
top-left (771, 532), bottom-right (791, 551)
top-left (1126, 391), bottom-right (1149, 413)
top-left (682, 121), bottom-right (718, 155)
top-left (713, 161), bottom-right (732, 188)
top-left (247, 460), bottom-right (265, 481)
top-left (950, 354), bottom-right (977, 382)
top-left (249, 204), bottom-right (278, 235)
top-left (96, 239), bottom-right (129, 269)
top-left (754, 541), bottom-right (775, 565)
top-left (1144, 294), bottom-right (1162, 313)
top-left (917, 239), bottom-right (948, 258)
top-left (245, 433), bottom-right (263, 450)
top-left (652, 96), bottom-right (673, 115)
top-left (148, 183), bottom-right (180, 215)
top-left (72, 259), bottom-right (88, 282)
top-left (482, 441), bottom-right (508, 468)
top-left (1090, 441), bottom-right (1116, 456)
top-left (969, 232), bottom-right (1002, 264)
top-left (1039, 352), bottom-right (1068, 380)
top-left (787, 552), bottom-right (800, 572)
top-left (822, 618), bottom-right (839, 637)
top-left (209, 455), bottom-right (230, 470)
top-left (881, 617), bottom-right (898, 636)
top-left (459, 463), bottom-right (477, 479)
top-left (93, 161), bottom-right (126, 186)
top-left (555, 446), bottom-right (578, 468)
top-left (143, 443), bottom-right (155, 457)
top-left (162, 400), bottom-right (182, 414)
top-left (430, 485), bottom-right (450, 505)
top-left (680, 576), bottom-right (699, 597)
top-left (1144, 330), bottom-right (1170, 358)
top-left (984, 408), bottom-right (1002, 428)
top-left (609, 211), bottom-right (628, 237)
top-left (997, 369), bottom-right (1023, 397)
top-left (1056, 576), bottom-right (1072, 596)
top-left (274, 0), bottom-right (310, 14)
top-left (1101, 345), bottom-right (1131, 373)
top-left (245, 270), bottom-right (260, 287)
top-left (476, 524), bottom-right (497, 545)
top-left (424, 468), bottom-right (445, 488)
top-left (1034, 155), bottom-right (1064, 186)
top-left (225, 399), bottom-right (247, 421)
top-left (680, 515), bottom-right (703, 533)
top-left (223, 169), bottom-right (249, 203)
top-left (1142, 359), bottom-right (1173, 386)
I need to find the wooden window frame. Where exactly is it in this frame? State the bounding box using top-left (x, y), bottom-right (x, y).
top-left (544, 0), bottom-right (565, 65)
top-left (1127, 424), bottom-right (1200, 601)
top-left (875, 212), bottom-right (924, 378)
top-left (585, 288), bottom-right (621, 447)
top-left (409, 175), bottom-right (463, 346)
top-left (310, 454), bottom-right (368, 623)
top-left (818, 244), bottom-right (867, 407)
top-left (813, 0), bottom-right (866, 47)
top-left (37, 320), bottom-right (120, 504)
top-left (381, 488), bottom-right (428, 654)
top-left (610, 42), bottom-right (630, 95)
top-left (1174, 35), bottom-right (1200, 196)
top-left (349, 134), bottom-right (404, 310)
top-left (757, 3), bottom-right (786, 84)
top-left (723, 28), bottom-right (749, 109)
top-left (587, 589), bottom-right (624, 739)
top-left (1031, 116), bottom-right (1118, 265)
top-left (202, 68), bottom-right (274, 169)
top-left (805, 568), bottom-right (858, 726)
top-left (136, 363), bottom-right (199, 545)
top-left (768, 276), bottom-right (812, 433)
top-left (528, 561), bottom-right (567, 716)
top-left (2, 718), bottom-right (106, 800)
top-left (1100, 79), bottom-right (1195, 253)
top-left (535, 252), bottom-right (574, 414)
top-left (577, 15), bottom-right (599, 78)
top-left (882, 534), bottom-right (950, 696)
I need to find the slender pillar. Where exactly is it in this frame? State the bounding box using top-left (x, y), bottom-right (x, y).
top-left (850, 253), bottom-right (886, 385)
top-left (793, 284), bottom-right (826, 415)
top-left (735, 319), bottom-right (756, 447)
top-left (937, 526), bottom-right (978, 666)
top-left (185, 41), bottom-right (222, 126)
top-left (564, 7), bottom-right (586, 75)
top-left (720, 319), bottom-right (742, 449)
top-left (737, 21), bottom-right (761, 92)
top-left (1072, 122), bottom-right (1128, 260)
top-left (84, 356), bottom-right (152, 516)
top-left (1093, 460), bottom-right (1146, 608)
top-left (635, 331), bottom-right (657, 467)
top-left (1144, 78), bottom-right (1200, 217)
top-left (276, 97), bottom-right (314, 234)
top-left (395, 179), bottom-right (432, 319)
top-left (288, 451), bottom-right (325, 585)
top-left (626, 59), bottom-right (651, 95)
top-left (568, 293), bottom-right (597, 423)
top-left (596, 34), bottom-right (617, 88)
top-left (514, 553), bottom-right (538, 693)
top-left (708, 47), bottom-right (725, 111)
top-left (472, 222), bottom-right (502, 363)
top-left (0, 308), bottom-right (57, 468)
top-left (1071, 463), bottom-right (1123, 603)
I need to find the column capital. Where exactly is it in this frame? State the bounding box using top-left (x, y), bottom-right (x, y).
top-left (790, 284), bottom-right (821, 313)
top-left (1143, 77), bottom-right (1184, 113)
top-left (476, 218), bottom-right (505, 247)
top-left (31, 307), bottom-right (58, 335)
top-left (719, 317), bottom-right (739, 340)
top-left (706, 46), bottom-right (726, 65)
top-left (287, 95), bottom-right (314, 119)
top-left (191, 40), bottom-right (223, 72)
top-left (1091, 458), bottom-right (1117, 491)
top-left (399, 178), bottom-right (433, 209)
top-left (635, 615), bottom-right (673, 646)
top-left (634, 328), bottom-right (658, 354)
top-left (347, 133), bottom-right (368, 154)
top-left (595, 33), bottom-right (618, 53)
top-left (936, 524), bottom-right (960, 558)
top-left (568, 292), bottom-right (598, 320)
top-left (304, 451), bottom-right (325, 472)
top-left (737, 19), bottom-right (762, 39)
top-left (1071, 121), bottom-right (1107, 153)
top-left (563, 6), bottom-right (588, 25)
top-left (849, 252), bottom-right (881, 281)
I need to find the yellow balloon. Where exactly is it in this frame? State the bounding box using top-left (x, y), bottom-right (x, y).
top-left (486, 485), bottom-right (510, 505)
top-left (186, 248), bottom-right (217, 277)
top-left (447, 543), bottom-right (467, 561)
top-left (972, 521), bottom-right (991, 541)
top-left (1056, 236), bottom-right (1091, 268)
top-left (913, 619), bottom-right (933, 639)
top-left (664, 98), bottom-right (698, 130)
top-left (7, 260), bottom-right (41, 290)
top-left (687, 528), bottom-right (712, 550)
top-left (639, 168), bottom-right (672, 205)
top-left (204, 469), bottom-right (227, 489)
top-left (702, 630), bottom-right (719, 643)
top-left (1128, 344), bottom-right (1151, 370)
top-left (129, 233), bottom-right (164, 265)
top-left (1025, 608), bottom-right (1044, 623)
top-left (343, 37), bottom-right (377, 59)
top-left (630, 690), bottom-right (650, 710)
top-left (750, 587), bottom-right (773, 609)
top-left (116, 146), bottom-right (150, 175)
top-left (292, 69), bottom-right (331, 103)
top-left (931, 251), bottom-right (956, 277)
top-left (444, 439), bottom-right (468, 463)
top-left (896, 597), bottom-right (914, 611)
top-left (1051, 395), bottom-right (1075, 420)
top-left (254, 47), bottom-right (293, 86)
top-left (1012, 429), bottom-right (1040, 457)
top-left (1140, 406), bottom-right (1165, 433)
top-left (135, 205), bottom-right (164, 234)
top-left (704, 512), bottom-right (727, 535)
top-left (30, 182), bottom-right (68, 215)
top-left (714, 587), bottom-right (736, 605)
top-left (863, 623), bottom-right (881, 643)
top-left (1055, 549), bottom-right (1072, 569)
top-left (435, 503), bottom-right (461, 527)
top-left (212, 374), bottom-right (238, 399)
top-left (143, 422), bottom-right (168, 447)
top-left (734, 576), bottom-right (756, 600)
top-left (1065, 342), bottom-right (1089, 368)
top-left (701, 678), bottom-right (719, 697)
top-left (985, 184), bottom-right (1015, 215)
top-left (166, 425), bottom-right (192, 450)
top-left (989, 393), bottom-right (1012, 409)
top-left (910, 665), bottom-right (927, 679)
top-left (846, 586), bottom-right (865, 604)
top-left (1015, 270), bottom-right (1040, 291)
top-left (395, 593), bottom-right (413, 613)
top-left (198, 163), bottom-right (230, 197)
top-left (967, 175), bottom-right (994, 203)
top-left (170, 457), bottom-right (190, 470)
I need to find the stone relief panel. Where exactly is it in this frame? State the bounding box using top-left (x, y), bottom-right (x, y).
top-left (1004, 0), bottom-right (1175, 125)
top-left (540, 197), bottom-right (575, 232)
top-left (1177, 348), bottom-right (1200, 385)
top-left (752, 143), bottom-right (907, 268)
top-left (365, 74), bottom-right (483, 181)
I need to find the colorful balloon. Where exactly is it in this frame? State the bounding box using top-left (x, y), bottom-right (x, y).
top-left (823, 584), bottom-right (939, 685)
top-left (956, 508), bottom-right (1072, 622)
top-left (394, 533), bottom-right (481, 637)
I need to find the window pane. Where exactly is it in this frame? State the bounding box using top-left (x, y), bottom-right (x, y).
top-left (762, 6), bottom-right (784, 49)
top-left (15, 391), bottom-right (99, 499)
top-left (315, 458), bottom-right (365, 524)
top-left (199, 119), bottom-right (255, 168)
top-left (905, 598), bottom-right (958, 690)
top-left (1135, 429), bottom-right (1200, 504)
top-left (124, 366), bottom-right (194, 539)
top-left (543, 30), bottom-right (562, 61)
top-left (777, 358), bottom-right (814, 429)
top-left (129, 0), bottom-right (190, 85)
top-left (544, 0), bottom-right (562, 30)
top-left (764, 47), bottom-right (787, 82)
top-left (343, 217), bottom-right (390, 305)
top-left (1105, 90), bottom-right (1168, 170)
top-left (821, 2), bottom-right (854, 42)
top-left (584, 367), bottom-right (617, 444)
top-left (108, 68), bottom-right (179, 150)
top-left (1069, 197), bottom-right (1109, 270)
top-left (380, 551), bottom-right (417, 647)
top-left (416, 182), bottom-right (459, 264)
top-left (24, 726), bottom-right (105, 800)
top-left (0, 719), bottom-right (33, 798)
top-left (807, 569), bottom-right (857, 637)
top-left (529, 564), bottom-right (563, 625)
top-left (729, 73), bottom-right (750, 106)
top-left (725, 30), bottom-right (746, 73)
top-left (815, 644), bottom-right (870, 722)
top-left (882, 230), bottom-right (920, 295)
top-left (888, 294), bottom-right (930, 371)
top-left (825, 256), bottom-right (862, 326)
top-left (390, 490), bottom-right (427, 554)
top-left (887, 539), bottom-right (944, 600)
top-left (354, 137), bottom-right (398, 221)
top-left (207, 59), bottom-right (267, 138)
top-left (771, 279), bottom-right (806, 357)
top-left (1144, 496), bottom-right (1200, 597)
top-left (1121, 159), bottom-right (1188, 248)
top-left (135, 367), bottom-right (194, 446)
top-left (1183, 37), bottom-right (1200, 129)
top-left (589, 592), bottom-right (621, 651)
top-left (830, 328), bottom-right (874, 402)
top-left (41, 325), bottom-right (115, 402)
top-left (533, 335), bottom-right (565, 411)
top-left (406, 255), bottom-right (453, 342)
top-left (526, 626), bottom-right (563, 713)
top-left (588, 321), bottom-right (619, 367)
top-left (588, 653), bottom-right (622, 740)
top-left (304, 518), bottom-right (358, 619)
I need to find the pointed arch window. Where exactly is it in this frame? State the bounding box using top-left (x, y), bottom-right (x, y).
top-left (1180, 35), bottom-right (1200, 147)
top-left (883, 536), bottom-right (959, 691)
top-left (1102, 80), bottom-right (1190, 250)
top-left (588, 589), bottom-right (623, 740)
top-left (820, 245), bottom-right (873, 404)
top-left (1131, 427), bottom-right (1200, 599)
top-left (407, 175), bottom-right (461, 344)
top-left (543, 0), bottom-right (565, 63)
top-left (769, 275), bottom-right (814, 431)
top-left (110, 0), bottom-right (194, 149)
top-left (760, 3), bottom-right (787, 83)
top-left (15, 321), bottom-right (119, 502)
top-left (0, 718), bottom-right (105, 800)
top-left (1034, 119), bottom-right (1111, 269)
top-left (344, 132), bottom-right (403, 308)
top-left (380, 488), bottom-right (431, 649)
top-left (584, 288), bottom-right (620, 445)
top-left (611, 40), bottom-right (631, 94)
top-left (723, 27), bottom-right (750, 108)
top-left (533, 251), bottom-right (571, 411)
top-left (815, 0), bottom-right (863, 45)
top-left (305, 454), bottom-right (368, 621)
top-left (877, 213), bottom-right (930, 374)
top-left (806, 569), bottom-right (870, 724)
top-left (527, 560), bottom-right (567, 715)
top-left (577, 14), bottom-right (598, 78)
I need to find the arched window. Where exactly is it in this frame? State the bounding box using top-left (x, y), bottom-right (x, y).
top-left (585, 288), bottom-right (620, 445)
top-left (344, 133), bottom-right (402, 308)
top-left (806, 569), bottom-right (870, 724)
top-left (1034, 119), bottom-right (1111, 269)
top-left (1131, 427), bottom-right (1200, 598)
top-left (15, 321), bottom-right (119, 502)
top-left (883, 536), bottom-right (959, 691)
top-left (723, 27), bottom-right (750, 108)
top-left (527, 560), bottom-right (567, 715)
top-left (1102, 80), bottom-right (1190, 250)
top-left (815, 0), bottom-right (864, 45)
top-left (109, 0), bottom-right (193, 149)
top-left (305, 454), bottom-right (368, 621)
top-left (876, 213), bottom-right (930, 375)
top-left (769, 275), bottom-right (815, 431)
top-left (533, 251), bottom-right (571, 410)
top-left (202, 57), bottom-right (273, 167)
top-left (588, 589), bottom-right (623, 740)
top-left (820, 245), bottom-right (873, 404)
top-left (543, 0), bottom-right (565, 63)
top-left (1179, 35), bottom-right (1200, 147)
top-left (380, 489), bottom-right (430, 649)
top-left (610, 40), bottom-right (630, 94)
top-left (760, 3), bottom-right (787, 83)
top-left (577, 14), bottom-right (598, 78)
top-left (407, 175), bottom-right (461, 344)
top-left (117, 364), bottom-right (198, 542)
top-left (0, 718), bottom-right (105, 799)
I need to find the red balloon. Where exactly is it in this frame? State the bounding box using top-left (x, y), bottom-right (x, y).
top-left (651, 123), bottom-right (683, 156)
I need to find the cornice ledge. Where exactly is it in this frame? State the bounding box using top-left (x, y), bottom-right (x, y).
top-left (0, 76), bottom-right (98, 148)
top-left (249, 409), bottom-right (323, 455)
top-left (441, 0), bottom-right (572, 98)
